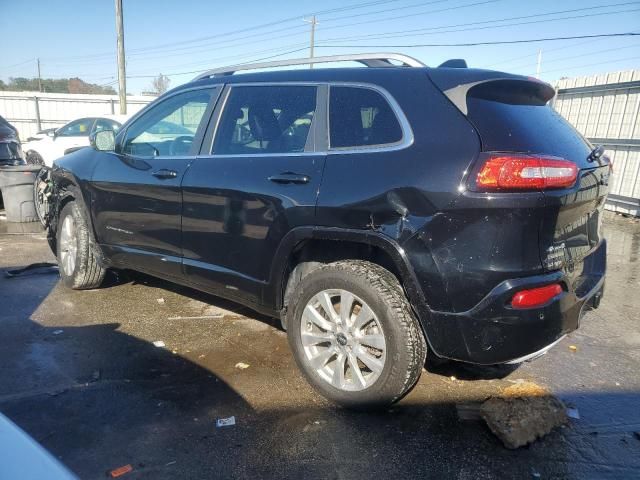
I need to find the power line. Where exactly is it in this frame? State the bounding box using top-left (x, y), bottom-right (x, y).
top-left (317, 1), bottom-right (640, 42)
top-left (317, 32), bottom-right (640, 48)
top-left (43, 0), bottom-right (496, 65)
top-left (0, 58), bottom-right (35, 70)
top-left (42, 0), bottom-right (408, 63)
top-left (125, 42), bottom-right (309, 76)
top-left (315, 0), bottom-right (502, 34)
top-left (125, 46), bottom-right (311, 79)
top-left (125, 32), bottom-right (640, 80)
top-left (497, 42), bottom-right (640, 72)
top-left (536, 55), bottom-right (640, 75)
top-left (137, 0), bottom-right (500, 61)
top-left (318, 6), bottom-right (640, 44)
top-left (480, 37), bottom-right (601, 68)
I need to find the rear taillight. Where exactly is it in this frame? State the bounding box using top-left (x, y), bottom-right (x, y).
top-left (474, 154), bottom-right (578, 191)
top-left (511, 283), bottom-right (563, 309)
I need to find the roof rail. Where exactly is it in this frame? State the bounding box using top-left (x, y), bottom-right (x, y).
top-left (192, 53), bottom-right (426, 81)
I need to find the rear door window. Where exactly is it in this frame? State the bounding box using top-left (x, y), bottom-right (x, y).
top-left (213, 85), bottom-right (317, 155)
top-left (329, 86), bottom-right (403, 149)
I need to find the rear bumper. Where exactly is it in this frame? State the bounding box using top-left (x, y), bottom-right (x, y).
top-left (423, 240), bottom-right (606, 364)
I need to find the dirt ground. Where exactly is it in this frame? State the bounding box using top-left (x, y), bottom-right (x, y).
top-left (0, 213), bottom-right (639, 479)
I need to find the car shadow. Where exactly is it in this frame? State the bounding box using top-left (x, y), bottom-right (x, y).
top-left (1, 255), bottom-right (638, 479)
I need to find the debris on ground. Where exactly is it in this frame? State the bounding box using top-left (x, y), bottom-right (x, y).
top-left (569, 345), bottom-right (578, 352)
top-left (480, 381), bottom-right (567, 449)
top-left (156, 298), bottom-right (165, 304)
top-left (235, 362), bottom-right (250, 370)
top-left (152, 340), bottom-right (166, 348)
top-left (167, 314), bottom-right (224, 320)
top-left (52, 329), bottom-right (64, 335)
top-left (216, 416), bottom-right (236, 427)
top-left (109, 464), bottom-right (133, 478)
top-left (566, 407), bottom-right (580, 420)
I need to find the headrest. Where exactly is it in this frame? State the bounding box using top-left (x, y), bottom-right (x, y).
top-left (248, 103), bottom-right (281, 142)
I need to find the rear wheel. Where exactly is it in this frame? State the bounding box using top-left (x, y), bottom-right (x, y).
top-left (286, 260), bottom-right (426, 409)
top-left (56, 201), bottom-right (106, 289)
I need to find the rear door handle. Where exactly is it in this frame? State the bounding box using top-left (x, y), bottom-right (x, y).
top-left (152, 169), bottom-right (178, 179)
top-left (268, 172), bottom-right (310, 184)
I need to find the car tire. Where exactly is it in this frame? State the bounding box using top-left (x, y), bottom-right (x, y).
top-left (286, 260), bottom-right (426, 409)
top-left (56, 201), bottom-right (106, 289)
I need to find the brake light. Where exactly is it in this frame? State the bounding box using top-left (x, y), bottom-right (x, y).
top-left (511, 283), bottom-right (563, 309)
top-left (475, 154), bottom-right (578, 191)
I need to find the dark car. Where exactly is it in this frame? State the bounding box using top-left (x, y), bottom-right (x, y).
top-left (42, 53), bottom-right (609, 408)
top-left (0, 115), bottom-right (25, 166)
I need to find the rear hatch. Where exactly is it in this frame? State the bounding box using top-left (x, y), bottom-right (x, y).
top-left (429, 69), bottom-right (610, 291)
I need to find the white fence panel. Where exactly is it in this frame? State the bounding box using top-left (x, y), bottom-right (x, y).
top-left (554, 70), bottom-right (640, 216)
top-left (0, 91), bottom-right (155, 140)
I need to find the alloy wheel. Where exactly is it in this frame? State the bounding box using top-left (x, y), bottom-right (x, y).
top-left (300, 289), bottom-right (387, 391)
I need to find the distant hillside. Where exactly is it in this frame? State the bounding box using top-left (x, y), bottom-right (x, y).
top-left (0, 77), bottom-right (116, 95)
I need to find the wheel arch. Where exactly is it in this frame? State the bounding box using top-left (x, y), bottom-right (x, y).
top-left (49, 169), bottom-right (106, 267)
top-left (269, 227), bottom-right (434, 344)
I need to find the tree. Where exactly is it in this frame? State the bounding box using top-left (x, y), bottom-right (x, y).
top-left (0, 77), bottom-right (115, 94)
top-left (150, 73), bottom-right (170, 95)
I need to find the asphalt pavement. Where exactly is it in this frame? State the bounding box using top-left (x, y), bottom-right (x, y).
top-left (0, 213), bottom-right (638, 479)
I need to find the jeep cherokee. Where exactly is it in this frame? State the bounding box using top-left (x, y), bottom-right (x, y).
top-left (42, 53), bottom-right (609, 408)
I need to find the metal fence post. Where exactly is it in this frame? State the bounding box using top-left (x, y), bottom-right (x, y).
top-left (33, 95), bottom-right (42, 131)
top-left (110, 98), bottom-right (115, 115)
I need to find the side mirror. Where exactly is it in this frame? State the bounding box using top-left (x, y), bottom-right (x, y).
top-left (90, 130), bottom-right (116, 152)
top-left (47, 130), bottom-right (56, 138)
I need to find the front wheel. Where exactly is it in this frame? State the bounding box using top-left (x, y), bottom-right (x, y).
top-left (286, 260), bottom-right (427, 409)
top-left (57, 201), bottom-right (106, 289)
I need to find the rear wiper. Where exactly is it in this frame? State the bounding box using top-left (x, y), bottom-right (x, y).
top-left (588, 145), bottom-right (605, 163)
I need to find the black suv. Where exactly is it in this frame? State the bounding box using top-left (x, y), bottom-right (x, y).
top-left (44, 54), bottom-right (609, 407)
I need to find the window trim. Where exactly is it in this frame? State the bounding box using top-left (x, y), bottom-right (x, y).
top-left (117, 85), bottom-right (221, 158)
top-left (203, 81), bottom-right (412, 158)
top-left (327, 82), bottom-right (413, 154)
top-left (207, 82), bottom-right (323, 157)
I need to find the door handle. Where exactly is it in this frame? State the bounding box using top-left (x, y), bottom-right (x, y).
top-left (152, 169), bottom-right (178, 179)
top-left (268, 172), bottom-right (310, 184)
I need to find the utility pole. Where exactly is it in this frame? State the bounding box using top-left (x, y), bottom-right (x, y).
top-left (115, 0), bottom-right (127, 114)
top-left (304, 16), bottom-right (317, 69)
top-left (37, 58), bottom-right (43, 92)
top-left (535, 49), bottom-right (543, 78)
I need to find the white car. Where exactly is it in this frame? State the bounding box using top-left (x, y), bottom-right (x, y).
top-left (23, 116), bottom-right (126, 166)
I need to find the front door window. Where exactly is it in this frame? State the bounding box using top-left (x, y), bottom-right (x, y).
top-left (122, 89), bottom-right (215, 157)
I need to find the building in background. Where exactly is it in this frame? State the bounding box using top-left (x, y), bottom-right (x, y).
top-left (554, 70), bottom-right (640, 217)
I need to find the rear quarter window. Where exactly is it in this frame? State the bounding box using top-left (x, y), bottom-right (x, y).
top-left (329, 86), bottom-right (403, 149)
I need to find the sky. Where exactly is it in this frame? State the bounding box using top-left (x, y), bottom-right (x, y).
top-left (1, 0), bottom-right (639, 94)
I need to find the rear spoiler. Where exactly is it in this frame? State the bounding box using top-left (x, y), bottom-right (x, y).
top-left (428, 69), bottom-right (555, 115)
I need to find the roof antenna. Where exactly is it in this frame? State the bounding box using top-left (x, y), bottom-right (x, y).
top-left (438, 59), bottom-right (467, 68)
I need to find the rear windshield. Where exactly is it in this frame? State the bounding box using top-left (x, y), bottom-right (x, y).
top-left (466, 83), bottom-right (593, 168)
